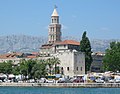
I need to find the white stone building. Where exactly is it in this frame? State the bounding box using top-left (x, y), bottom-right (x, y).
top-left (53, 51), bottom-right (85, 77)
top-left (40, 7), bottom-right (85, 77)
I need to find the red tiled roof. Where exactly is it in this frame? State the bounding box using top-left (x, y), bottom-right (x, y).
top-left (31, 52), bottom-right (39, 55)
top-left (41, 44), bottom-right (53, 49)
top-left (0, 54), bottom-right (16, 59)
top-left (26, 56), bottom-right (37, 58)
top-left (55, 40), bottom-right (80, 45)
top-left (41, 45), bottom-right (52, 49)
top-left (0, 52), bottom-right (23, 59)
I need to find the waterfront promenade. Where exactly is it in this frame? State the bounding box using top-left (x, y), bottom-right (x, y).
top-left (0, 83), bottom-right (120, 88)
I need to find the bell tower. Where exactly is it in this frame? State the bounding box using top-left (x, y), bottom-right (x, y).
top-left (48, 6), bottom-right (61, 44)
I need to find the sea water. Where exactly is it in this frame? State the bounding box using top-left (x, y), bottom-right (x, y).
top-left (0, 87), bottom-right (120, 94)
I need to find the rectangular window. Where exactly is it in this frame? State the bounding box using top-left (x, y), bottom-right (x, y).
top-left (67, 67), bottom-right (69, 71)
top-left (76, 67), bottom-right (78, 71)
top-left (61, 67), bottom-right (64, 74)
top-left (81, 67), bottom-right (82, 71)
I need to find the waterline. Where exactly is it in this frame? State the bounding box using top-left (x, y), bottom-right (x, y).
top-left (1, 82), bottom-right (120, 88)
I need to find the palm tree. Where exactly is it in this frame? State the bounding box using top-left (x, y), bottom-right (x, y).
top-left (52, 57), bottom-right (60, 74)
top-left (46, 57), bottom-right (60, 75)
top-left (46, 58), bottom-right (53, 75)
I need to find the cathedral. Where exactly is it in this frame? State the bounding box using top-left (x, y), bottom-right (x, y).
top-left (40, 7), bottom-right (85, 77)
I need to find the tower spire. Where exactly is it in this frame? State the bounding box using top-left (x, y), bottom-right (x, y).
top-left (51, 5), bottom-right (59, 16)
top-left (48, 6), bottom-right (61, 44)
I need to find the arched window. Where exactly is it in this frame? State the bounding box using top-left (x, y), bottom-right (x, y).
top-left (67, 67), bottom-right (69, 71)
top-left (54, 19), bottom-right (56, 23)
top-left (52, 19), bottom-right (53, 23)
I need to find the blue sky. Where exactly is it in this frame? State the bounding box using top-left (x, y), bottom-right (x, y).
top-left (0, 0), bottom-right (120, 39)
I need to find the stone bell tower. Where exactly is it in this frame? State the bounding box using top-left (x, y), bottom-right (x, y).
top-left (48, 6), bottom-right (61, 44)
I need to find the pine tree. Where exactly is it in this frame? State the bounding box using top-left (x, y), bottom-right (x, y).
top-left (80, 31), bottom-right (93, 73)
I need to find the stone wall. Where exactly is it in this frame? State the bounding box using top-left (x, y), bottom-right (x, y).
top-left (1, 83), bottom-right (120, 88)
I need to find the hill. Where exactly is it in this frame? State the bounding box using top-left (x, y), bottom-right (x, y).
top-left (0, 35), bottom-right (119, 53)
top-left (0, 35), bottom-right (47, 53)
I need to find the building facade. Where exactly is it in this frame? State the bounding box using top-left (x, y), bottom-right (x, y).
top-left (54, 51), bottom-right (85, 77)
top-left (40, 7), bottom-right (85, 77)
top-left (90, 52), bottom-right (104, 72)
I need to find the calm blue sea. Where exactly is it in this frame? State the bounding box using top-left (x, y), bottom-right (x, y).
top-left (0, 87), bottom-right (120, 94)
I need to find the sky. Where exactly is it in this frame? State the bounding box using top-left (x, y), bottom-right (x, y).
top-left (0, 0), bottom-right (120, 39)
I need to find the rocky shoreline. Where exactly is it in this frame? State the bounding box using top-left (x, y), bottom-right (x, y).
top-left (0, 83), bottom-right (120, 88)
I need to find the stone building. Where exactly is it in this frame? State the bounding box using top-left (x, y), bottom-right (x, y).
top-left (54, 51), bottom-right (85, 77)
top-left (90, 52), bottom-right (105, 72)
top-left (40, 7), bottom-right (85, 77)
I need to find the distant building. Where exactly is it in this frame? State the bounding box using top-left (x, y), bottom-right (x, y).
top-left (0, 52), bottom-right (38, 65)
top-left (40, 7), bottom-right (85, 77)
top-left (90, 52), bottom-right (105, 72)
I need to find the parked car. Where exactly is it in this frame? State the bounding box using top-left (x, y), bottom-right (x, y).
top-left (46, 79), bottom-right (55, 83)
top-left (57, 78), bottom-right (72, 83)
top-left (37, 78), bottom-right (46, 83)
top-left (108, 79), bottom-right (115, 83)
top-left (28, 79), bottom-right (35, 83)
top-left (69, 77), bottom-right (84, 83)
top-left (95, 79), bottom-right (104, 83)
top-left (0, 80), bottom-right (2, 82)
top-left (114, 76), bottom-right (120, 83)
top-left (115, 79), bottom-right (120, 83)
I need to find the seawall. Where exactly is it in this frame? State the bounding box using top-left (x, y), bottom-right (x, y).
top-left (0, 83), bottom-right (120, 88)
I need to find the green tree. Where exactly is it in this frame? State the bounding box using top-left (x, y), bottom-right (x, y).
top-left (0, 61), bottom-right (13, 74)
top-left (19, 59), bottom-right (28, 80)
top-left (52, 57), bottom-right (60, 74)
top-left (46, 57), bottom-right (60, 75)
top-left (103, 42), bottom-right (120, 72)
top-left (4, 60), bottom-right (13, 74)
top-left (12, 65), bottom-right (20, 75)
top-left (46, 58), bottom-right (53, 75)
top-left (27, 59), bottom-right (36, 79)
top-left (32, 60), bottom-right (47, 79)
top-left (0, 62), bottom-right (6, 73)
top-left (19, 59), bottom-right (36, 80)
top-left (80, 31), bottom-right (93, 73)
